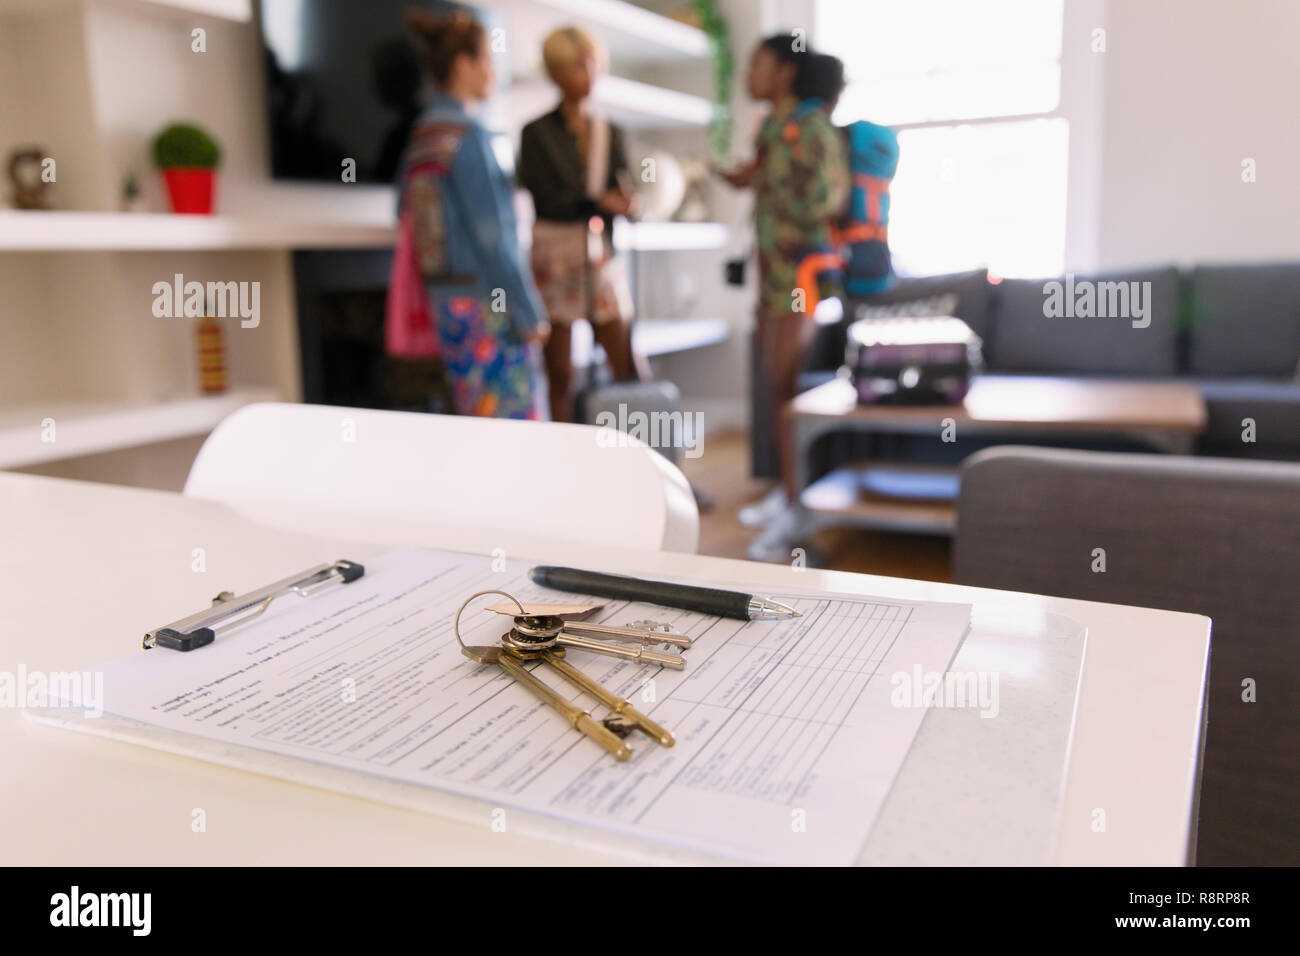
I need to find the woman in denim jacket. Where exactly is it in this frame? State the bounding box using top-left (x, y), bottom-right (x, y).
top-left (400, 11), bottom-right (550, 419)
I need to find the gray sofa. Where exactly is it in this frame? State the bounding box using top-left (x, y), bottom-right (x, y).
top-left (953, 446), bottom-right (1300, 866)
top-left (803, 262), bottom-right (1300, 460)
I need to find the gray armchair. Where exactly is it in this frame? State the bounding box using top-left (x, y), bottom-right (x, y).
top-left (953, 446), bottom-right (1300, 866)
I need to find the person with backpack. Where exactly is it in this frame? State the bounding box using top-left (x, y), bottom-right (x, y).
top-left (717, 35), bottom-right (850, 519)
top-left (795, 52), bottom-right (900, 298)
top-left (395, 10), bottom-right (550, 419)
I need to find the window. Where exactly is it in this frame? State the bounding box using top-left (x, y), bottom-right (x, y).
top-left (816, 0), bottom-right (1068, 278)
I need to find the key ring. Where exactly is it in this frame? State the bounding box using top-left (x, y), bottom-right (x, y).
top-left (453, 589), bottom-right (525, 653)
top-left (452, 587), bottom-right (681, 759)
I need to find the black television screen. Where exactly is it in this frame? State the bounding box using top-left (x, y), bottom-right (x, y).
top-left (260, 0), bottom-right (486, 184)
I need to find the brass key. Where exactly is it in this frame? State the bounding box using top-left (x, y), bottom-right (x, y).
top-left (461, 643), bottom-right (632, 761)
top-left (541, 652), bottom-right (674, 747)
top-left (454, 590), bottom-right (681, 761)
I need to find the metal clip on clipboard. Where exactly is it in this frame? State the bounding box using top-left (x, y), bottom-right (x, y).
top-left (143, 560), bottom-right (365, 651)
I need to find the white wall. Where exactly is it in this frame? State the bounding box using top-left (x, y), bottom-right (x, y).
top-left (0, 5), bottom-right (108, 212)
top-left (1094, 0), bottom-right (1300, 268)
top-left (1059, 0), bottom-right (1106, 272)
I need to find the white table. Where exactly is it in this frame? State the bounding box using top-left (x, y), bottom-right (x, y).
top-left (0, 472), bottom-right (1210, 865)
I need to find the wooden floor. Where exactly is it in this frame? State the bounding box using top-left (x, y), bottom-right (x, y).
top-left (678, 430), bottom-right (954, 583)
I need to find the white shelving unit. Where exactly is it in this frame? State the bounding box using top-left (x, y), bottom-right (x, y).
top-left (634, 317), bottom-right (729, 356)
top-left (503, 74), bottom-right (713, 131)
top-left (0, 387), bottom-right (278, 469)
top-left (0, 210), bottom-right (398, 252)
top-left (593, 75), bottom-right (714, 129)
top-left (571, 317), bottom-right (728, 369)
top-left (0, 0), bottom-right (252, 20)
top-left (0, 0), bottom-right (306, 489)
top-left (614, 220), bottom-right (728, 251)
top-left (0, 209), bottom-right (727, 253)
top-left (481, 0), bottom-right (709, 65)
top-left (137, 0), bottom-right (251, 20)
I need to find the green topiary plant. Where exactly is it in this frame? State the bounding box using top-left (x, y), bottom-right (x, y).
top-left (151, 123), bottom-right (221, 169)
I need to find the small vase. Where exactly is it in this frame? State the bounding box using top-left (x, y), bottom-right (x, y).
top-left (161, 167), bottom-right (217, 215)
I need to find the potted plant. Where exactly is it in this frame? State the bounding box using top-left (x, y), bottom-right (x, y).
top-left (151, 122), bottom-right (221, 214)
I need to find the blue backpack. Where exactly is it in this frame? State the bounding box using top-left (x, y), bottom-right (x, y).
top-left (837, 120), bottom-right (899, 296)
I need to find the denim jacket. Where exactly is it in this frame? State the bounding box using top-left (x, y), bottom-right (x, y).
top-left (399, 93), bottom-right (546, 336)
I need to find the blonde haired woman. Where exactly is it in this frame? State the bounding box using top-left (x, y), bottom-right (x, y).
top-left (517, 26), bottom-right (646, 422)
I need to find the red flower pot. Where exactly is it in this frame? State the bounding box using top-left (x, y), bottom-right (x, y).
top-left (161, 167), bottom-right (217, 214)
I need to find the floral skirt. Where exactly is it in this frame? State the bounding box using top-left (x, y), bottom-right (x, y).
top-left (435, 294), bottom-right (546, 420)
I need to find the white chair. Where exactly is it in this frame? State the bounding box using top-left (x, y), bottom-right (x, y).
top-left (184, 403), bottom-right (699, 553)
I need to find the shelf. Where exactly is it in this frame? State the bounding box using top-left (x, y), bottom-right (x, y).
top-left (516, 217), bottom-right (726, 253)
top-left (0, 388), bottom-right (278, 468)
top-left (0, 211), bottom-right (724, 254)
top-left (571, 317), bottom-right (729, 368)
top-left (593, 75), bottom-right (714, 128)
top-left (505, 74), bottom-right (713, 130)
top-left (0, 210), bottom-right (397, 252)
top-left (634, 317), bottom-right (729, 356)
top-left (614, 220), bottom-right (728, 251)
top-left (801, 464), bottom-right (959, 536)
top-left (136, 0), bottom-right (251, 20)
top-left (481, 0), bottom-right (709, 64)
top-left (0, 0), bottom-right (251, 20)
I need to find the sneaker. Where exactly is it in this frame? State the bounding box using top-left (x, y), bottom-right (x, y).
top-left (738, 487), bottom-right (790, 527)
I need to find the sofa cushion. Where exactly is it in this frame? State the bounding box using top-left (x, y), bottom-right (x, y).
top-left (990, 267), bottom-right (1181, 375)
top-left (1189, 378), bottom-right (1300, 453)
top-left (859, 268), bottom-right (996, 341)
top-left (1187, 263), bottom-right (1300, 377)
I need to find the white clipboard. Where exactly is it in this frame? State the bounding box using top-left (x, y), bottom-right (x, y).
top-left (25, 599), bottom-right (1085, 866)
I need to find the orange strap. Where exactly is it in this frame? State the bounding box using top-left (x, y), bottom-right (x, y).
top-left (830, 172), bottom-right (892, 247)
top-left (853, 173), bottom-right (891, 220)
top-left (795, 251), bottom-right (846, 313)
top-left (834, 222), bottom-right (888, 245)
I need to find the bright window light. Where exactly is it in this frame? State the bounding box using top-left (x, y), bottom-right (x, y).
top-left (890, 119), bottom-right (1069, 278)
top-left (816, 0), bottom-right (1067, 277)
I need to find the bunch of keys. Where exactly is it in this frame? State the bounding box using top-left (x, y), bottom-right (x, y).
top-left (453, 590), bottom-right (690, 761)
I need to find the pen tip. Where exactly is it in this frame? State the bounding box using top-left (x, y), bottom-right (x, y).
top-left (749, 598), bottom-right (800, 620)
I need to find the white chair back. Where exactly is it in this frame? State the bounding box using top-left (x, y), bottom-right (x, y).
top-left (184, 403), bottom-right (699, 553)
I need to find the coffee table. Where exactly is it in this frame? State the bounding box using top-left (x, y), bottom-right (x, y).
top-left (751, 375), bottom-right (1207, 557)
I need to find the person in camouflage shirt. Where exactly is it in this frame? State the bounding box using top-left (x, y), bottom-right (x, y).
top-left (753, 98), bottom-right (850, 318)
top-left (720, 35), bottom-right (849, 508)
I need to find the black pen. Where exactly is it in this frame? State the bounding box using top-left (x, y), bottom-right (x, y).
top-left (528, 566), bottom-right (800, 621)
